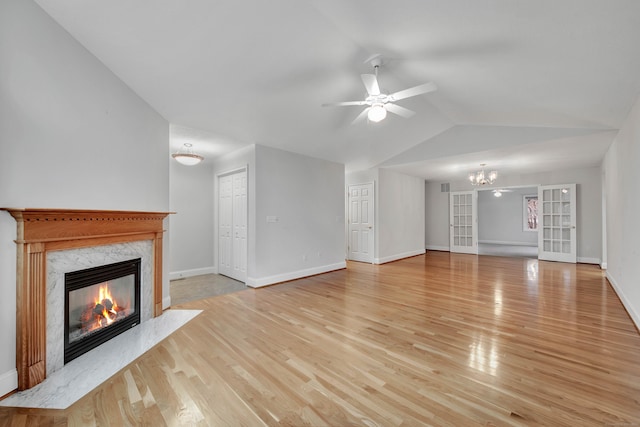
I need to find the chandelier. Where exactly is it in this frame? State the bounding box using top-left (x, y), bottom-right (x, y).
top-left (172, 143), bottom-right (204, 166)
top-left (469, 164), bottom-right (497, 186)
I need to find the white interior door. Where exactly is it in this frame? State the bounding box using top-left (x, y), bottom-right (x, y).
top-left (232, 171), bottom-right (247, 281)
top-left (218, 175), bottom-right (233, 277)
top-left (348, 183), bottom-right (374, 263)
top-left (218, 169), bottom-right (247, 282)
top-left (538, 184), bottom-right (576, 263)
top-left (449, 191), bottom-right (478, 254)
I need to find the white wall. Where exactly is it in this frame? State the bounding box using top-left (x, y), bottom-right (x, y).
top-left (346, 168), bottom-right (426, 263)
top-left (169, 159), bottom-right (214, 280)
top-left (346, 169), bottom-right (379, 186)
top-left (425, 166), bottom-right (602, 263)
top-left (376, 169), bottom-right (425, 263)
top-left (251, 145), bottom-right (345, 286)
top-left (477, 187), bottom-right (538, 245)
top-left (425, 182), bottom-right (450, 251)
top-left (0, 0), bottom-right (169, 396)
top-left (603, 93), bottom-right (640, 329)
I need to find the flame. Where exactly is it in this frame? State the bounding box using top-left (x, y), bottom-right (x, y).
top-left (96, 283), bottom-right (118, 309)
top-left (95, 283), bottom-right (118, 326)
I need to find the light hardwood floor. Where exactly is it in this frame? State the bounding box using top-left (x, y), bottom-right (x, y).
top-left (2, 251), bottom-right (640, 426)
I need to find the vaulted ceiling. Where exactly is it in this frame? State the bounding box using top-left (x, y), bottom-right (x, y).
top-left (35, 0), bottom-right (640, 180)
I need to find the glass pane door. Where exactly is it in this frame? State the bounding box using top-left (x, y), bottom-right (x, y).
top-left (450, 191), bottom-right (478, 254)
top-left (538, 184), bottom-right (576, 263)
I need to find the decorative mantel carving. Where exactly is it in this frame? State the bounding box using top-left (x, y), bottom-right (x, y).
top-left (1, 208), bottom-right (172, 391)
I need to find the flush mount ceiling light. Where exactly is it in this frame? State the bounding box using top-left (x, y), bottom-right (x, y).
top-left (172, 143), bottom-right (203, 166)
top-left (469, 164), bottom-right (497, 186)
top-left (493, 190), bottom-right (502, 197)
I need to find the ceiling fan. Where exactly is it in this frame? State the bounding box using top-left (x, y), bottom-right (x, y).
top-left (492, 189), bottom-right (513, 197)
top-left (322, 55), bottom-right (437, 124)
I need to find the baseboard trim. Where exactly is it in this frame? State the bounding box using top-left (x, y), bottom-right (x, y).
top-left (478, 240), bottom-right (537, 247)
top-left (0, 369), bottom-right (17, 399)
top-left (374, 249), bottom-right (425, 265)
top-left (169, 266), bottom-right (217, 281)
top-left (577, 257), bottom-right (600, 265)
top-left (246, 262), bottom-right (346, 288)
top-left (600, 262), bottom-right (607, 270)
top-left (426, 245), bottom-right (450, 252)
top-left (606, 271), bottom-right (640, 331)
top-left (162, 296), bottom-right (172, 310)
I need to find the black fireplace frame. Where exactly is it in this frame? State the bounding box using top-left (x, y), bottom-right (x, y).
top-left (64, 258), bottom-right (141, 364)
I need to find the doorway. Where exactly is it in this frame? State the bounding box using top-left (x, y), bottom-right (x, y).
top-left (473, 184), bottom-right (577, 263)
top-left (218, 168), bottom-right (247, 282)
top-left (348, 183), bottom-right (374, 263)
top-left (476, 186), bottom-right (538, 258)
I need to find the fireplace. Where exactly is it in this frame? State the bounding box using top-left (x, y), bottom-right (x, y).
top-left (64, 259), bottom-right (141, 363)
top-left (1, 208), bottom-right (171, 390)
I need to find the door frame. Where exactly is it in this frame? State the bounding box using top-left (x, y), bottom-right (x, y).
top-left (347, 182), bottom-right (375, 263)
top-left (216, 166), bottom-right (248, 282)
top-left (472, 183), bottom-right (578, 264)
top-left (538, 183), bottom-right (577, 263)
top-left (449, 190), bottom-right (478, 254)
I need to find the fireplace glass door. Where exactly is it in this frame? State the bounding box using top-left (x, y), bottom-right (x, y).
top-left (64, 258), bottom-right (141, 363)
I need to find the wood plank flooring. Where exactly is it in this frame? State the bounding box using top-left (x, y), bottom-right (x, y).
top-left (2, 251), bottom-right (640, 426)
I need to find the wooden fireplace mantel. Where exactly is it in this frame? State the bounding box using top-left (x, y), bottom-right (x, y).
top-left (1, 208), bottom-right (172, 390)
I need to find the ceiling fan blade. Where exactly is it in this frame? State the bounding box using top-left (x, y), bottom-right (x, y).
top-left (385, 103), bottom-right (415, 118)
top-left (388, 81), bottom-right (437, 102)
top-left (322, 100), bottom-right (368, 107)
top-left (351, 107), bottom-right (370, 125)
top-left (361, 74), bottom-right (380, 96)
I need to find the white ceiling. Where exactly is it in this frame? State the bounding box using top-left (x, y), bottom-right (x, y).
top-left (35, 0), bottom-right (640, 180)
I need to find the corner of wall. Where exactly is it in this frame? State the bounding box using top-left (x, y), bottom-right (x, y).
top-left (374, 249), bottom-right (426, 265)
top-left (0, 369), bottom-right (17, 399)
top-left (169, 266), bottom-right (217, 281)
top-left (606, 271), bottom-right (640, 330)
top-left (246, 262), bottom-right (346, 288)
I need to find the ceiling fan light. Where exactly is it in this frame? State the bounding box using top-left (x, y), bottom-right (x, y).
top-left (172, 143), bottom-right (204, 166)
top-left (368, 104), bottom-right (387, 122)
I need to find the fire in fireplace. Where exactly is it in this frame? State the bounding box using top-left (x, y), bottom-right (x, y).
top-left (64, 259), bottom-right (141, 363)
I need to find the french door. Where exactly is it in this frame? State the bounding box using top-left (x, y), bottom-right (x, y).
top-left (218, 169), bottom-right (247, 281)
top-left (449, 191), bottom-right (477, 254)
top-left (348, 183), bottom-right (374, 263)
top-left (538, 184), bottom-right (576, 263)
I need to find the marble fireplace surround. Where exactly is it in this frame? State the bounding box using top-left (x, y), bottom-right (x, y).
top-left (1, 208), bottom-right (171, 391)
